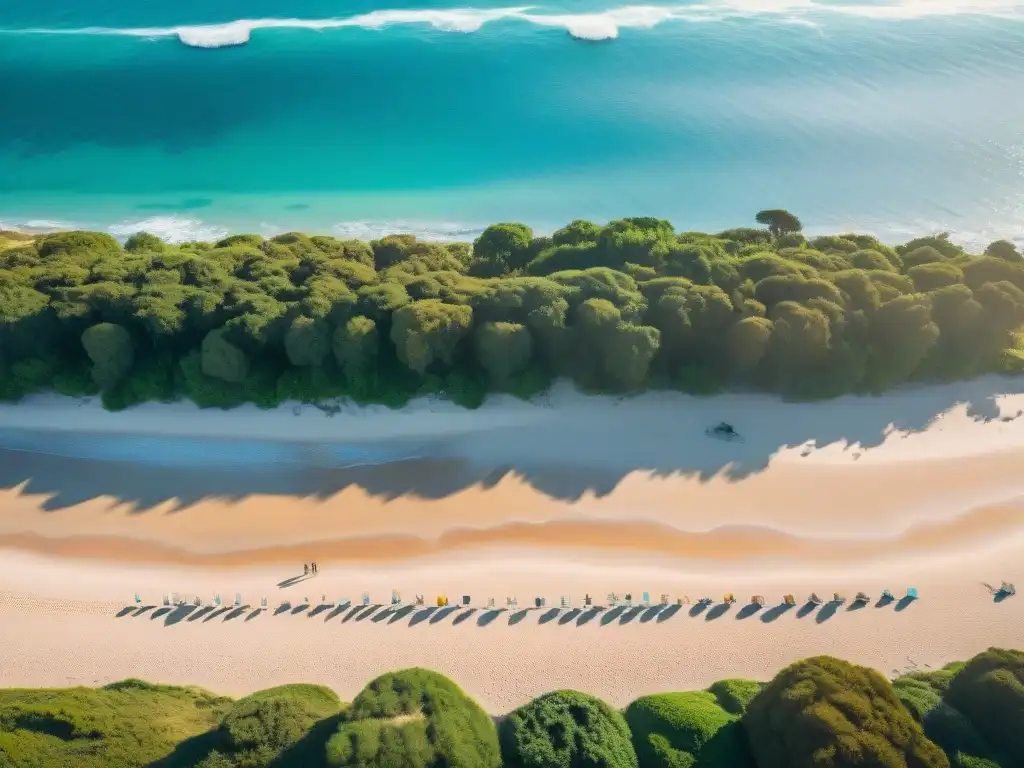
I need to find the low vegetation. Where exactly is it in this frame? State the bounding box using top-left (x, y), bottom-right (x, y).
top-left (3, 212), bottom-right (1024, 412)
top-left (499, 689), bottom-right (637, 768)
top-left (1, 650), bottom-right (1021, 767)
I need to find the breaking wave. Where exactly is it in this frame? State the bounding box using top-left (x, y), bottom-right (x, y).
top-left (5, 0), bottom-right (1024, 48)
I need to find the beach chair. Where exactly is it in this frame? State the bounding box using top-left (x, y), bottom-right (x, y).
top-left (436, 595), bottom-right (447, 607)
top-left (361, 592), bottom-right (370, 607)
top-left (260, 597), bottom-right (268, 608)
top-left (607, 592), bottom-right (618, 607)
top-left (855, 592), bottom-right (870, 604)
top-left (507, 597), bottom-right (518, 611)
top-left (882, 589), bottom-right (895, 601)
top-left (171, 592), bottom-right (179, 605)
top-left (678, 595), bottom-right (691, 606)
top-left (391, 590), bottom-right (402, 606)
top-left (660, 593), bottom-right (669, 607)
top-left (624, 593), bottom-right (633, 607)
top-left (698, 596), bottom-right (714, 606)
top-left (134, 592), bottom-right (142, 605)
top-left (462, 595), bottom-right (471, 607)
top-left (415, 594), bottom-right (425, 606)
top-left (998, 581), bottom-right (1016, 597)
top-left (723, 593), bottom-right (736, 604)
top-left (783, 594), bottom-right (796, 606)
top-left (193, 596), bottom-right (202, 607)
top-left (214, 594), bottom-right (222, 607)
top-left (559, 596), bottom-right (570, 609)
top-left (487, 597), bottom-right (496, 609)
top-left (534, 597), bottom-right (542, 608)
top-left (750, 595), bottom-right (765, 607)
top-left (585, 594), bottom-right (594, 607)
top-left (807, 593), bottom-right (823, 606)
top-left (832, 592), bottom-right (846, 605)
top-left (906, 587), bottom-right (918, 600)
top-left (234, 593), bottom-right (242, 608)
top-left (163, 594), bottom-right (170, 606)
top-left (641, 591), bottom-right (650, 607)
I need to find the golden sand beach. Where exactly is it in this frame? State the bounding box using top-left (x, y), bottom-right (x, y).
top-left (0, 378), bottom-right (1021, 712)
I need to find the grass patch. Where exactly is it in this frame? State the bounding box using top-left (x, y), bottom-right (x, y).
top-left (0, 680), bottom-right (231, 768)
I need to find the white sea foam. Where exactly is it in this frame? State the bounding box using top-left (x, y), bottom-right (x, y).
top-left (7, 0), bottom-right (1023, 49)
top-left (107, 216), bottom-right (228, 244)
top-left (331, 220), bottom-right (487, 242)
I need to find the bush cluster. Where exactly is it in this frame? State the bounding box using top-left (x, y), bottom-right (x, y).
top-left (1, 650), bottom-right (1022, 767)
top-left (3, 212), bottom-right (1024, 411)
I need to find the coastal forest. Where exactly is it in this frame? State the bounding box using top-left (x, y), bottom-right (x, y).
top-left (1, 212), bottom-right (1024, 410)
top-left (0, 648), bottom-right (1020, 768)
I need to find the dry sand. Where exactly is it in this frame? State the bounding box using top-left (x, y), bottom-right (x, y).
top-left (0, 377), bottom-right (1022, 713)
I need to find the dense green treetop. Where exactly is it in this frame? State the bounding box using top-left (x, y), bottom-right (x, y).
top-left (2, 212), bottom-right (1023, 410)
top-left (744, 656), bottom-right (950, 768)
top-left (324, 668), bottom-right (500, 768)
top-left (499, 689), bottom-right (637, 768)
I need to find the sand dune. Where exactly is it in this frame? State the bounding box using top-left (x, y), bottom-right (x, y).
top-left (0, 378), bottom-right (1022, 710)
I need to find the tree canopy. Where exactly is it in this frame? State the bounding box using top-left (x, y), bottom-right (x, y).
top-left (324, 668), bottom-right (500, 768)
top-left (2, 214), bottom-right (1023, 411)
top-left (743, 656), bottom-right (950, 768)
top-left (499, 689), bottom-right (637, 768)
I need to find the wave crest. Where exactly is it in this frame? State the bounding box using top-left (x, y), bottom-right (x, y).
top-left (8, 1), bottom-right (1024, 49)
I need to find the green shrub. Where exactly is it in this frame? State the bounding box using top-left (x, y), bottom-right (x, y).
top-left (325, 668), bottom-right (499, 768)
top-left (707, 679), bottom-right (762, 715)
top-left (501, 690), bottom-right (636, 768)
top-left (625, 691), bottom-right (753, 768)
top-left (744, 656), bottom-right (949, 768)
top-left (946, 648), bottom-right (1024, 763)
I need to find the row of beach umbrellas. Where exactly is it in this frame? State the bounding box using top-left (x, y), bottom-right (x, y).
top-left (132, 583), bottom-right (1017, 613)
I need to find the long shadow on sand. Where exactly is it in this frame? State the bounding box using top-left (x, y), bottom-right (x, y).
top-left (3, 377), bottom-right (1019, 512)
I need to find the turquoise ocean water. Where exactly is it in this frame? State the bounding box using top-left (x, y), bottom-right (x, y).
top-left (1, 0), bottom-right (1023, 246)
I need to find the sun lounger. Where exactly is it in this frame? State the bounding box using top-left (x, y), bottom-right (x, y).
top-left (751, 595), bottom-right (765, 606)
top-left (436, 595), bottom-right (447, 607)
top-left (361, 592), bottom-right (370, 606)
top-left (698, 597), bottom-right (713, 606)
top-left (906, 587), bottom-right (918, 600)
top-left (214, 594), bottom-right (222, 607)
top-left (783, 594), bottom-right (796, 606)
top-left (660, 593), bottom-right (669, 606)
top-left (882, 589), bottom-right (895, 600)
top-left (639, 592), bottom-right (649, 606)
top-left (134, 593), bottom-right (142, 605)
top-left (462, 595), bottom-right (471, 606)
top-left (507, 597), bottom-right (518, 610)
top-left (624, 593), bottom-right (633, 607)
top-left (808, 593), bottom-right (823, 605)
top-left (415, 594), bottom-right (425, 606)
top-left (391, 590), bottom-right (402, 606)
top-left (999, 581), bottom-right (1016, 596)
top-left (193, 597), bottom-right (202, 607)
top-left (260, 597), bottom-right (268, 608)
top-left (487, 597), bottom-right (496, 609)
top-left (723, 593), bottom-right (736, 604)
top-left (678, 596), bottom-right (691, 605)
top-left (832, 592), bottom-right (846, 605)
top-left (163, 594), bottom-right (170, 606)
top-left (234, 593), bottom-right (242, 608)
top-left (560, 596), bottom-right (570, 609)
top-left (171, 592), bottom-right (179, 605)
top-left (607, 593), bottom-right (618, 607)
top-left (585, 594), bottom-right (593, 607)
top-left (855, 592), bottom-right (870, 603)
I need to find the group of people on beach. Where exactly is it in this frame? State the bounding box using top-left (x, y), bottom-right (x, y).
top-left (303, 562), bottom-right (319, 576)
